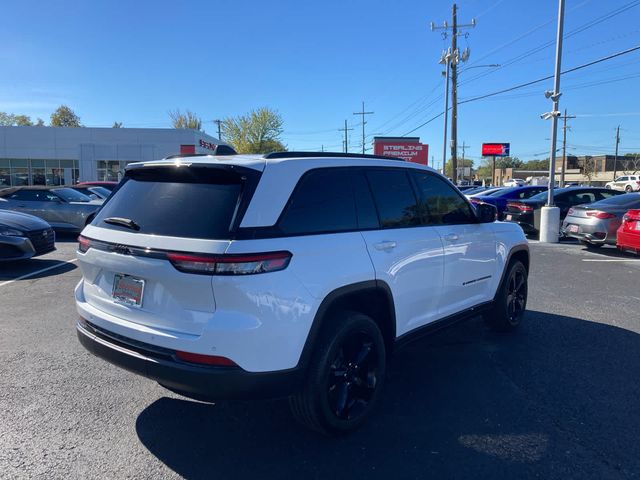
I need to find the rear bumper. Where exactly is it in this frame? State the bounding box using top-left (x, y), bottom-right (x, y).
top-left (617, 230), bottom-right (640, 254)
top-left (76, 319), bottom-right (303, 401)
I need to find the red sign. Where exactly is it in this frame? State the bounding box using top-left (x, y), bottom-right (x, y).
top-left (481, 143), bottom-right (510, 156)
top-left (199, 139), bottom-right (217, 151)
top-left (373, 141), bottom-right (429, 165)
top-left (180, 144), bottom-right (196, 154)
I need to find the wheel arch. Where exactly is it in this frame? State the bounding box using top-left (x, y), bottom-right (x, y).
top-left (297, 280), bottom-right (396, 372)
top-left (493, 244), bottom-right (530, 302)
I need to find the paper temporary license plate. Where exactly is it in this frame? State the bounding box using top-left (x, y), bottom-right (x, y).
top-left (635, 222), bottom-right (640, 231)
top-left (567, 224), bottom-right (579, 233)
top-left (112, 274), bottom-right (145, 307)
top-left (505, 214), bottom-right (513, 221)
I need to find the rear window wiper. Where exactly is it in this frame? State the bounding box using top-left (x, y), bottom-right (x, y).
top-left (102, 217), bottom-right (141, 231)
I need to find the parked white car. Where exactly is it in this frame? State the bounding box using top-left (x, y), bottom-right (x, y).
top-left (75, 151), bottom-right (529, 435)
top-left (503, 178), bottom-right (525, 187)
top-left (605, 175), bottom-right (640, 192)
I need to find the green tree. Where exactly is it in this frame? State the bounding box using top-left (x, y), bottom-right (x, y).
top-left (0, 112), bottom-right (33, 126)
top-left (35, 118), bottom-right (45, 126)
top-left (444, 157), bottom-right (474, 180)
top-left (112, 121), bottom-right (123, 128)
top-left (50, 105), bottom-right (82, 127)
top-left (521, 158), bottom-right (549, 170)
top-left (221, 107), bottom-right (286, 154)
top-left (168, 110), bottom-right (202, 130)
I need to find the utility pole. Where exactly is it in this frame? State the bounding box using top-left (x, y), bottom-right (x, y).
top-left (338, 120), bottom-right (353, 153)
top-left (353, 101), bottom-right (374, 154)
top-left (613, 125), bottom-right (621, 179)
top-left (560, 109), bottom-right (575, 187)
top-left (214, 119), bottom-right (223, 140)
top-left (459, 141), bottom-right (470, 182)
top-left (431, 4), bottom-right (475, 184)
top-left (540, 0), bottom-right (565, 243)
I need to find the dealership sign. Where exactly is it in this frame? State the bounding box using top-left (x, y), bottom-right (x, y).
top-left (373, 139), bottom-right (429, 165)
top-left (481, 143), bottom-right (510, 157)
top-left (199, 139), bottom-right (217, 151)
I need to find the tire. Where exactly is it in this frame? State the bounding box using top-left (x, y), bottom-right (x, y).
top-left (605, 185), bottom-right (611, 189)
top-left (580, 240), bottom-right (603, 249)
top-left (486, 260), bottom-right (528, 332)
top-left (625, 185), bottom-right (633, 193)
top-left (289, 311), bottom-right (386, 436)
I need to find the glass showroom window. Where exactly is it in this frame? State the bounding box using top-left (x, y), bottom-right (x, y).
top-left (10, 159), bottom-right (29, 186)
top-left (45, 159), bottom-right (64, 185)
top-left (31, 158), bottom-right (46, 185)
top-left (97, 160), bottom-right (121, 181)
top-left (0, 159), bottom-right (10, 187)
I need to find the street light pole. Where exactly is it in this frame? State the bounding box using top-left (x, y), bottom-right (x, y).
top-left (540, 0), bottom-right (565, 243)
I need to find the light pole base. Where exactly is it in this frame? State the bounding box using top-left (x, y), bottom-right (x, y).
top-left (539, 206), bottom-right (561, 243)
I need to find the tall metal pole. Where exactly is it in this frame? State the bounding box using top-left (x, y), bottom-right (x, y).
top-left (214, 119), bottom-right (222, 140)
top-left (442, 57), bottom-right (451, 178)
top-left (338, 120), bottom-right (353, 153)
top-left (450, 3), bottom-right (458, 183)
top-left (561, 110), bottom-right (567, 187)
top-left (546, 0), bottom-right (565, 207)
top-left (613, 125), bottom-right (620, 179)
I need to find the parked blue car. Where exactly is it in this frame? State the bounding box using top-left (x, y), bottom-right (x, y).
top-left (470, 185), bottom-right (548, 220)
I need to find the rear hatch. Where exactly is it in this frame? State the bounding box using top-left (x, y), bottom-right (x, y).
top-left (77, 163), bottom-right (260, 336)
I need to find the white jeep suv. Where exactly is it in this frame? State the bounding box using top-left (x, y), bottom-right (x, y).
top-left (75, 152), bottom-right (529, 435)
top-left (605, 175), bottom-right (640, 192)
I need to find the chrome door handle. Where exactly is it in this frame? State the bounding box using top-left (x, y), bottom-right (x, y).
top-left (443, 233), bottom-right (459, 242)
top-left (374, 241), bottom-right (397, 251)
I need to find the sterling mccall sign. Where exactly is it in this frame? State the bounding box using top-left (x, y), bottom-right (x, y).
top-left (373, 138), bottom-right (429, 165)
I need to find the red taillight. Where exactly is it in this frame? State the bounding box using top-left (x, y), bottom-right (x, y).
top-left (175, 351), bottom-right (238, 367)
top-left (586, 210), bottom-right (616, 219)
top-left (78, 235), bottom-right (91, 253)
top-left (166, 251), bottom-right (292, 275)
top-left (507, 202), bottom-right (533, 212)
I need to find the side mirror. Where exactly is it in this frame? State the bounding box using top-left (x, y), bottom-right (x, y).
top-left (475, 202), bottom-right (497, 223)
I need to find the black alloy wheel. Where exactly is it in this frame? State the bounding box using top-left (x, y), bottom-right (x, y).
top-left (505, 266), bottom-right (527, 326)
top-left (486, 260), bottom-right (528, 332)
top-left (327, 331), bottom-right (380, 421)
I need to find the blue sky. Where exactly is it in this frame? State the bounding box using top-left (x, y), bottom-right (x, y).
top-left (1, 0), bottom-right (639, 167)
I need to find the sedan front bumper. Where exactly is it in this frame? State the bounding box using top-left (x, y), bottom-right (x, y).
top-left (0, 235), bottom-right (36, 261)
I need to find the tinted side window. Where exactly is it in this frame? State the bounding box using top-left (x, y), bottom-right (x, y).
top-left (562, 191), bottom-right (597, 205)
top-left (365, 169), bottom-right (420, 228)
top-left (279, 169), bottom-right (357, 235)
top-left (9, 190), bottom-right (41, 201)
top-left (411, 171), bottom-right (476, 225)
top-left (519, 188), bottom-right (545, 199)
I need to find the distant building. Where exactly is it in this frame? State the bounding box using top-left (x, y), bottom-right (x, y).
top-left (0, 126), bottom-right (229, 187)
top-left (491, 154), bottom-right (639, 186)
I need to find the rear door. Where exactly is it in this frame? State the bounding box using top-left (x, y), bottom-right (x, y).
top-left (78, 165), bottom-right (253, 336)
top-left (411, 171), bottom-right (496, 316)
top-left (360, 168), bottom-right (444, 336)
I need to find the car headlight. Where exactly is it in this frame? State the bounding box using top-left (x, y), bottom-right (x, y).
top-left (0, 227), bottom-right (23, 236)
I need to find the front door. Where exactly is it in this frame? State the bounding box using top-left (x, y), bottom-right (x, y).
top-left (410, 171), bottom-right (496, 317)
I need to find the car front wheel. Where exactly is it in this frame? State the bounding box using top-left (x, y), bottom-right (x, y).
top-left (289, 311), bottom-right (386, 435)
top-left (486, 260), bottom-right (528, 332)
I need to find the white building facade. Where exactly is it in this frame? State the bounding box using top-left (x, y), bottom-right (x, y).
top-left (0, 126), bottom-right (227, 187)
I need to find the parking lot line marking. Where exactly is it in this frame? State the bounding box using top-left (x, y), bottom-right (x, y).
top-left (582, 259), bottom-right (640, 262)
top-left (0, 258), bottom-right (78, 288)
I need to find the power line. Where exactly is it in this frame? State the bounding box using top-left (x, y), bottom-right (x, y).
top-left (401, 44), bottom-right (640, 136)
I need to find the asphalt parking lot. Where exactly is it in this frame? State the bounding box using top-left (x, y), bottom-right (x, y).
top-left (1, 238), bottom-right (640, 479)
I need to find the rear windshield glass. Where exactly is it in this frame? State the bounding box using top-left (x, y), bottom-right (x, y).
top-left (93, 167), bottom-right (244, 239)
top-left (52, 188), bottom-right (93, 202)
top-left (591, 192), bottom-right (640, 208)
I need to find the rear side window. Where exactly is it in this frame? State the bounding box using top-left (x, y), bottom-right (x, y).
top-left (366, 169), bottom-right (420, 228)
top-left (7, 190), bottom-right (41, 201)
top-left (93, 167), bottom-right (245, 239)
top-left (411, 171), bottom-right (476, 225)
top-left (278, 169), bottom-right (357, 235)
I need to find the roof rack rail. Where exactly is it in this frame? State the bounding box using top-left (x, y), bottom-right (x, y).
top-left (263, 151), bottom-right (403, 161)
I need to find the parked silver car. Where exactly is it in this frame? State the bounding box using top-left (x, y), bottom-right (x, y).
top-left (562, 193), bottom-right (640, 248)
top-left (0, 186), bottom-right (102, 233)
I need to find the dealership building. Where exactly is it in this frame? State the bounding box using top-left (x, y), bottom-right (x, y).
top-left (0, 126), bottom-right (228, 187)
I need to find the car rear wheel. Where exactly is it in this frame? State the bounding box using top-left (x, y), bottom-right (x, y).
top-left (289, 311), bottom-right (386, 436)
top-left (625, 185), bottom-right (633, 193)
top-left (486, 260), bottom-right (528, 332)
top-left (580, 240), bottom-right (603, 249)
top-left (606, 185), bottom-right (611, 189)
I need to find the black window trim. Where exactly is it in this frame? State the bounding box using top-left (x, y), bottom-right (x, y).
top-left (235, 165), bottom-right (479, 240)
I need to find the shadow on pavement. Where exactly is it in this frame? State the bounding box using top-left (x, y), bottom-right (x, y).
top-left (0, 258), bottom-right (76, 281)
top-left (580, 244), bottom-right (639, 259)
top-left (54, 232), bottom-right (81, 243)
top-left (136, 311), bottom-right (640, 479)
